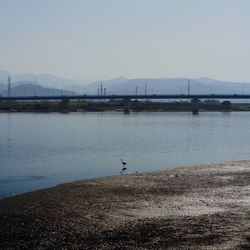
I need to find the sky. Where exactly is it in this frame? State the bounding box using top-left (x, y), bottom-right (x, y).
top-left (0, 0), bottom-right (250, 83)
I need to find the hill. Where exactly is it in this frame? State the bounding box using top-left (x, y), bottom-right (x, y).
top-left (0, 82), bottom-right (6, 92)
top-left (0, 81), bottom-right (77, 97)
top-left (83, 77), bottom-right (250, 95)
top-left (0, 70), bottom-right (81, 91)
top-left (1, 69), bottom-right (250, 97)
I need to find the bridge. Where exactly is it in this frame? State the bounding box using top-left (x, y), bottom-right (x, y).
top-left (1, 94), bottom-right (250, 101)
top-left (1, 94), bottom-right (250, 114)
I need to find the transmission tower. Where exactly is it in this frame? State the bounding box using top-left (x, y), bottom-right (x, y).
top-left (8, 75), bottom-right (11, 97)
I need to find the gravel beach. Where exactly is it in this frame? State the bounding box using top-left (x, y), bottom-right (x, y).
top-left (0, 161), bottom-right (250, 249)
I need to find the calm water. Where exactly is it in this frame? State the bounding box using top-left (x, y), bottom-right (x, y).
top-left (1, 111), bottom-right (250, 198)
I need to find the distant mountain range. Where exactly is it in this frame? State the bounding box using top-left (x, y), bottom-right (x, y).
top-left (0, 81), bottom-right (77, 97)
top-left (1, 69), bottom-right (250, 97)
top-left (84, 77), bottom-right (250, 96)
top-left (0, 70), bottom-right (81, 91)
top-left (0, 82), bottom-right (6, 92)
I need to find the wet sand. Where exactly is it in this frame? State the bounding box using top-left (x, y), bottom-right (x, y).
top-left (0, 161), bottom-right (250, 249)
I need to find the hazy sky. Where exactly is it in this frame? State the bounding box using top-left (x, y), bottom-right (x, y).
top-left (0, 0), bottom-right (250, 83)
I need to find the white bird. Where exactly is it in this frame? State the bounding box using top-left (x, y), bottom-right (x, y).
top-left (120, 159), bottom-right (127, 175)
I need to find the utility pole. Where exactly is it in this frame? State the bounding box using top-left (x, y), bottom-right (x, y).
top-left (8, 75), bottom-right (11, 98)
top-left (145, 84), bottom-right (147, 95)
top-left (187, 79), bottom-right (190, 95)
top-left (100, 83), bottom-right (103, 96)
top-left (135, 86), bottom-right (138, 95)
top-left (7, 75), bottom-right (11, 109)
top-left (104, 88), bottom-right (106, 96)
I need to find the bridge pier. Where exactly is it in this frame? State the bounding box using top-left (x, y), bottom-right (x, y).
top-left (60, 98), bottom-right (70, 111)
top-left (221, 100), bottom-right (232, 111)
top-left (191, 98), bottom-right (199, 115)
top-left (123, 99), bottom-right (130, 114)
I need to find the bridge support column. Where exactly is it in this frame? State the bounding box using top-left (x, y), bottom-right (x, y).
top-left (191, 98), bottom-right (199, 115)
top-left (221, 100), bottom-right (232, 111)
top-left (123, 99), bottom-right (130, 114)
top-left (60, 98), bottom-right (70, 111)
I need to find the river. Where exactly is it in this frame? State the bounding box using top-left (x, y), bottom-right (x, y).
top-left (1, 111), bottom-right (250, 198)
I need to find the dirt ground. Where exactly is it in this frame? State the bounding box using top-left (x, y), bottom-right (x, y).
top-left (0, 161), bottom-right (250, 249)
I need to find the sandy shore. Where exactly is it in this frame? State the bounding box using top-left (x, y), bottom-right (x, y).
top-left (0, 161), bottom-right (250, 249)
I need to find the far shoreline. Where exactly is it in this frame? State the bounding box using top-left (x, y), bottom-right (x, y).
top-left (1, 99), bottom-right (249, 113)
top-left (0, 109), bottom-right (247, 114)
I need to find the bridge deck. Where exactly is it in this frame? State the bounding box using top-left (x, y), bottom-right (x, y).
top-left (1, 94), bottom-right (250, 101)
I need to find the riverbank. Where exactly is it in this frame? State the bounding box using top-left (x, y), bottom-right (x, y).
top-left (0, 161), bottom-right (250, 249)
